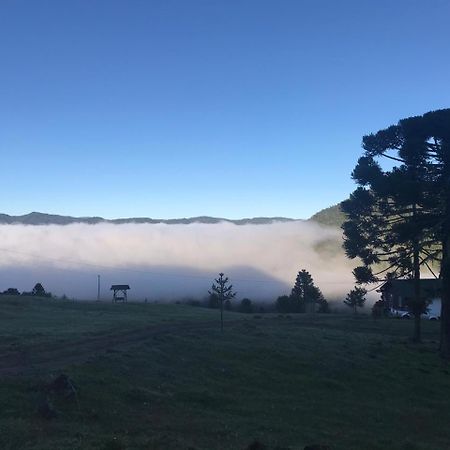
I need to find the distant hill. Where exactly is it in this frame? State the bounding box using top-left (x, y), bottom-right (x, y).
top-left (0, 212), bottom-right (297, 226)
top-left (308, 203), bottom-right (346, 228)
top-left (0, 204), bottom-right (348, 227)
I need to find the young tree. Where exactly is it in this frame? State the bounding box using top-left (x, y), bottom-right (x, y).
top-left (208, 273), bottom-right (236, 331)
top-left (290, 270), bottom-right (325, 313)
top-left (344, 287), bottom-right (367, 314)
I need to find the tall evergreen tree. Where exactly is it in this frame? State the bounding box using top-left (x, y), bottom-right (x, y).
top-left (343, 109), bottom-right (450, 351)
top-left (342, 157), bottom-right (434, 342)
top-left (290, 270), bottom-right (325, 313)
top-left (32, 283), bottom-right (47, 297)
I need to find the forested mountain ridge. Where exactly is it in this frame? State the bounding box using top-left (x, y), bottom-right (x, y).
top-left (0, 205), bottom-right (346, 227)
top-left (0, 212), bottom-right (297, 226)
top-left (308, 203), bottom-right (346, 228)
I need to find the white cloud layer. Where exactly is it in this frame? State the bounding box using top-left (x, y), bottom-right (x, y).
top-left (0, 222), bottom-right (356, 302)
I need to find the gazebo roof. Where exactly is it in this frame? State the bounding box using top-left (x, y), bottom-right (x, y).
top-left (110, 284), bottom-right (130, 290)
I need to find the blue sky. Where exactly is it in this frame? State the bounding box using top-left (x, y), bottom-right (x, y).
top-left (1, 0), bottom-right (449, 219)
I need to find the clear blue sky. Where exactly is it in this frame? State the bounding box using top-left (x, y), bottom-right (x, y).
top-left (1, 0), bottom-right (449, 219)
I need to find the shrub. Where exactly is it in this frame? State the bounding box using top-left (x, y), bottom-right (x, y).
top-left (239, 298), bottom-right (253, 313)
top-left (275, 295), bottom-right (291, 313)
top-left (372, 299), bottom-right (388, 318)
top-left (2, 288), bottom-right (20, 296)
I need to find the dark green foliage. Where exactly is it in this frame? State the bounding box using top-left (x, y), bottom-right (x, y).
top-left (290, 270), bottom-right (325, 313)
top-left (224, 299), bottom-right (232, 311)
top-left (344, 287), bottom-right (367, 314)
top-left (275, 295), bottom-right (291, 313)
top-left (372, 299), bottom-right (388, 318)
top-left (31, 282), bottom-right (51, 298)
top-left (1, 288), bottom-right (20, 296)
top-left (239, 298), bottom-right (253, 314)
top-left (317, 297), bottom-right (330, 313)
top-left (276, 271), bottom-right (326, 313)
top-left (341, 110), bottom-right (450, 343)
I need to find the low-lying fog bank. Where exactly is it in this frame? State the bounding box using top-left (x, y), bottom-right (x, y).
top-left (0, 221), bottom-right (356, 302)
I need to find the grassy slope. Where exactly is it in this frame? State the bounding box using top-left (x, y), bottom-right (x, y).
top-left (0, 296), bottom-right (217, 350)
top-left (0, 297), bottom-right (449, 450)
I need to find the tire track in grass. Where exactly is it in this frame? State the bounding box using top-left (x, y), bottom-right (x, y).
top-left (0, 320), bottom-right (222, 376)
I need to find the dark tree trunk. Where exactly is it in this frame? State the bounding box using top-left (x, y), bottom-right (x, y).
top-left (412, 225), bottom-right (422, 343)
top-left (220, 297), bottom-right (224, 332)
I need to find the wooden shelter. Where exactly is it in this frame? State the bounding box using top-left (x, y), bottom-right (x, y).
top-left (111, 284), bottom-right (130, 303)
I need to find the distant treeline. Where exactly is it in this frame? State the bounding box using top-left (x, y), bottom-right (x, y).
top-left (182, 269), bottom-right (331, 314)
top-left (1, 283), bottom-right (52, 298)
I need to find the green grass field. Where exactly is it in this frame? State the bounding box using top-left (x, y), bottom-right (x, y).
top-left (0, 296), bottom-right (449, 450)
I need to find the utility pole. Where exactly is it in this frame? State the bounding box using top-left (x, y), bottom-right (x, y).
top-left (97, 274), bottom-right (100, 302)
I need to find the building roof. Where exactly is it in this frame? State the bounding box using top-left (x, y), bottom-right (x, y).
top-left (110, 284), bottom-right (130, 290)
top-left (381, 278), bottom-right (441, 298)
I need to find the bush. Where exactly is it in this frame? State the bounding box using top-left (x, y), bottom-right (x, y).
top-left (275, 295), bottom-right (291, 313)
top-left (239, 298), bottom-right (253, 313)
top-left (1, 288), bottom-right (20, 296)
top-left (372, 299), bottom-right (388, 318)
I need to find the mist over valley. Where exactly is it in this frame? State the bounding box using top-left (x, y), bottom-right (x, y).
top-left (0, 207), bottom-right (353, 302)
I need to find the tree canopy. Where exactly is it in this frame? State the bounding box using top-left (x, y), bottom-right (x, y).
top-left (344, 287), bottom-right (367, 314)
top-left (275, 270), bottom-right (327, 314)
top-left (32, 283), bottom-right (48, 297)
top-left (342, 109), bottom-right (450, 353)
top-left (291, 269), bottom-right (325, 313)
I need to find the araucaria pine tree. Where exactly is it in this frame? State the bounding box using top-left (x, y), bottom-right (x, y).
top-left (344, 287), bottom-right (367, 314)
top-left (290, 270), bottom-right (325, 313)
top-left (208, 273), bottom-right (236, 331)
top-left (341, 162), bottom-right (432, 341)
top-left (342, 109), bottom-right (450, 347)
